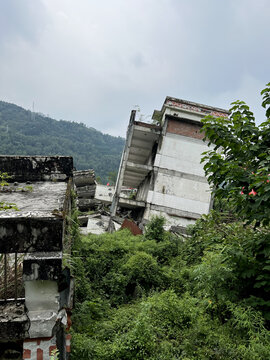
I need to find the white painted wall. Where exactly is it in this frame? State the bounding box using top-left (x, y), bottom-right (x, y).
top-left (154, 133), bottom-right (208, 177)
top-left (23, 336), bottom-right (57, 360)
top-left (147, 191), bottom-right (209, 215)
top-left (153, 173), bottom-right (211, 204)
top-left (25, 280), bottom-right (59, 311)
top-left (142, 129), bottom-right (212, 226)
top-left (144, 207), bottom-right (196, 228)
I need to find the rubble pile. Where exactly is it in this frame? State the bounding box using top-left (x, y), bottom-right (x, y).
top-left (73, 170), bottom-right (185, 236)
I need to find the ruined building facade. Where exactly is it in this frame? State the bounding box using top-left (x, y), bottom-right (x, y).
top-left (111, 97), bottom-right (228, 230)
top-left (0, 156), bottom-right (74, 360)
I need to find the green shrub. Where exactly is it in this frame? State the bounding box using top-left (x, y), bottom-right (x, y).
top-left (144, 216), bottom-right (166, 242)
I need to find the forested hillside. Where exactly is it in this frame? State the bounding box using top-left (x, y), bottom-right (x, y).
top-left (0, 101), bottom-right (124, 181)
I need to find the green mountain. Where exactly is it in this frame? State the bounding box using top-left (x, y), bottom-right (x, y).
top-left (0, 101), bottom-right (124, 182)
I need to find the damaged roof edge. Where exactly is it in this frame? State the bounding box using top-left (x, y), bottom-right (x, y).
top-left (165, 96), bottom-right (229, 114)
top-left (152, 96), bottom-right (229, 121)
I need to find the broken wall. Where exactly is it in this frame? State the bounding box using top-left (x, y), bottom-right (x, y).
top-left (0, 156), bottom-right (74, 360)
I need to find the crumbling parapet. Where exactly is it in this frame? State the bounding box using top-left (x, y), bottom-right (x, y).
top-left (73, 169), bottom-right (97, 211)
top-left (0, 156), bottom-right (74, 360)
top-left (0, 155), bottom-right (73, 182)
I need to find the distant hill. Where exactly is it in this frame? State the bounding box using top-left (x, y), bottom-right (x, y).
top-left (0, 101), bottom-right (125, 182)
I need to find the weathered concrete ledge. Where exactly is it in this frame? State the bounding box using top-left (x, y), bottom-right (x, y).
top-left (0, 181), bottom-right (68, 214)
top-left (0, 155), bottom-right (73, 182)
top-left (0, 181), bottom-right (70, 253)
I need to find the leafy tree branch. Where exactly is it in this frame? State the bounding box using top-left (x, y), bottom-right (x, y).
top-left (201, 82), bottom-right (270, 226)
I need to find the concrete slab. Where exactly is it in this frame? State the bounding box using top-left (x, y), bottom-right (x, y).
top-left (0, 182), bottom-right (70, 253)
top-left (0, 182), bottom-right (68, 218)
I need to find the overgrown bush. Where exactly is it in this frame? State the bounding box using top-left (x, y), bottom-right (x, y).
top-left (71, 214), bottom-right (270, 359)
top-left (144, 215), bottom-right (166, 242)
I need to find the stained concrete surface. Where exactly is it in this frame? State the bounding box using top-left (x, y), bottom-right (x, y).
top-left (0, 182), bottom-right (68, 253)
top-left (0, 302), bottom-right (29, 340)
top-left (0, 182), bottom-right (67, 218)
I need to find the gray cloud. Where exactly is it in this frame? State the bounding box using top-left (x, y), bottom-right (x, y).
top-left (0, 0), bottom-right (48, 48)
top-left (0, 0), bottom-right (269, 137)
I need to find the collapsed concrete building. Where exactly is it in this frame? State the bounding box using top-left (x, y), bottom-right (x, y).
top-left (0, 156), bottom-right (74, 360)
top-left (111, 97), bottom-right (229, 230)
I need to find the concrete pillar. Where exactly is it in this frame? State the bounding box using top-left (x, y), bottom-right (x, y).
top-left (110, 110), bottom-right (136, 216)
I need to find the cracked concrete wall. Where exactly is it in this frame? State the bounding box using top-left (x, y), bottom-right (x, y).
top-left (95, 184), bottom-right (114, 203)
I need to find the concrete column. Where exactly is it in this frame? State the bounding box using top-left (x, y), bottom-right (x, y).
top-left (110, 110), bottom-right (136, 216)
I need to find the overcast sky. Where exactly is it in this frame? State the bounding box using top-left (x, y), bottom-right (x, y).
top-left (0, 0), bottom-right (269, 137)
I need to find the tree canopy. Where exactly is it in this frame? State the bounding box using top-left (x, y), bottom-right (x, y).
top-left (201, 82), bottom-right (270, 226)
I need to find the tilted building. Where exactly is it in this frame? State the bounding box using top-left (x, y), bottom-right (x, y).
top-left (111, 97), bottom-right (228, 230)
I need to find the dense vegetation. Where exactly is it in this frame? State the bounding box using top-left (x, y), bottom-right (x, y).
top-left (70, 214), bottom-right (270, 359)
top-left (70, 83), bottom-right (270, 359)
top-left (0, 101), bottom-right (124, 182)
